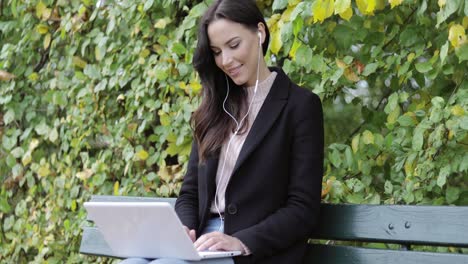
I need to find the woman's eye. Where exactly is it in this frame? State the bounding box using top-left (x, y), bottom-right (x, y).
top-left (213, 50), bottom-right (221, 56)
top-left (230, 43), bottom-right (239, 49)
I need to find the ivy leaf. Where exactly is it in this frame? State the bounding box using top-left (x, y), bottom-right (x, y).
top-left (362, 130), bottom-right (374, 145)
top-left (446, 186), bottom-right (460, 204)
top-left (455, 43), bottom-right (468, 62)
top-left (352, 134), bottom-right (360, 153)
top-left (384, 181), bottom-right (393, 194)
top-left (415, 61), bottom-right (432, 73)
top-left (43, 33), bottom-right (51, 49)
top-left (4, 109), bottom-right (15, 125)
top-left (49, 128), bottom-right (58, 143)
top-left (362, 62), bottom-right (378, 76)
top-left (412, 127), bottom-right (425, 151)
top-left (0, 197), bottom-right (11, 213)
top-left (272, 0), bottom-right (288, 11)
top-left (437, 0), bottom-right (462, 26)
top-left (35, 122), bottom-right (50, 136)
top-left (440, 41), bottom-right (449, 64)
top-left (437, 165), bottom-right (450, 188)
top-left (143, 0), bottom-right (154, 11)
top-left (295, 45), bottom-right (313, 69)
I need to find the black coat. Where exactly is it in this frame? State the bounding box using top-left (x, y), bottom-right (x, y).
top-left (175, 67), bottom-right (324, 264)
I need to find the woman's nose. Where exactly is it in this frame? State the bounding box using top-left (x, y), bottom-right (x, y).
top-left (222, 52), bottom-right (233, 67)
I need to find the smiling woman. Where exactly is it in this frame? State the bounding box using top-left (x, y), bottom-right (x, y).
top-left (121, 0), bottom-right (324, 264)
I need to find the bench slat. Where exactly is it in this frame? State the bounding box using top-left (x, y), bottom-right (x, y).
top-left (304, 244), bottom-right (468, 264)
top-left (312, 204), bottom-right (468, 247)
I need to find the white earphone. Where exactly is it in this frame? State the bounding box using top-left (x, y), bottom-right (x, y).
top-left (214, 29), bottom-right (264, 229)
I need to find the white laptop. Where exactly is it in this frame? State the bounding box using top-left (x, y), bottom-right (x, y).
top-left (83, 201), bottom-right (241, 260)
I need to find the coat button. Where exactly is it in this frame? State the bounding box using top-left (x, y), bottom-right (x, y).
top-left (227, 203), bottom-right (237, 215)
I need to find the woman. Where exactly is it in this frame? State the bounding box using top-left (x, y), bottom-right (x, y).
top-left (123, 0), bottom-right (323, 263)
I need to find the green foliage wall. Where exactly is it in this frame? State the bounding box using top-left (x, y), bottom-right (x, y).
top-left (0, 0), bottom-right (466, 262)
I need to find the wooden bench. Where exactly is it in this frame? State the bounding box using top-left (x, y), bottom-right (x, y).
top-left (80, 195), bottom-right (468, 263)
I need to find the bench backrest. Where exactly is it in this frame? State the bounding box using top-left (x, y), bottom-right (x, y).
top-left (306, 203), bottom-right (468, 264)
top-left (80, 196), bottom-right (468, 263)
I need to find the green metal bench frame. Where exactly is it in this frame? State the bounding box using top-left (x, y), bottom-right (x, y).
top-left (80, 195), bottom-right (468, 263)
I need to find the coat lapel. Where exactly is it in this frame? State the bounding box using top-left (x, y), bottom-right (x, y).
top-left (232, 67), bottom-right (290, 174)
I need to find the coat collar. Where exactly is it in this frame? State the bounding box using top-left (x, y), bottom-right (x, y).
top-left (231, 67), bottom-right (290, 174)
top-left (203, 67), bottom-right (291, 196)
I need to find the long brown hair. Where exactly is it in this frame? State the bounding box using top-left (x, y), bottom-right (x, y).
top-left (191, 0), bottom-right (270, 162)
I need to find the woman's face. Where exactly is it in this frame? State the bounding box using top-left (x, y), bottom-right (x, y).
top-left (207, 19), bottom-right (264, 87)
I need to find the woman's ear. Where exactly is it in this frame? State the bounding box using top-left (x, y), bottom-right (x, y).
top-left (257, 22), bottom-right (266, 44)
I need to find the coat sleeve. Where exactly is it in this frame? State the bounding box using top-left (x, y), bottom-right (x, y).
top-left (175, 141), bottom-right (200, 230)
top-left (232, 92), bottom-right (324, 258)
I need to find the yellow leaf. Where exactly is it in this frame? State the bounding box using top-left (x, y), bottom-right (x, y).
top-left (344, 67), bottom-right (359, 82)
top-left (288, 0), bottom-right (302, 6)
top-left (76, 169), bottom-right (93, 180)
top-left (438, 0), bottom-right (446, 8)
top-left (334, 0), bottom-right (350, 14)
top-left (289, 39), bottom-right (302, 60)
top-left (189, 81), bottom-right (202, 93)
top-left (313, 0), bottom-right (335, 23)
top-left (270, 29), bottom-right (283, 54)
top-left (448, 129), bottom-right (454, 140)
top-left (362, 130), bottom-right (375, 145)
top-left (158, 166), bottom-right (172, 182)
top-left (339, 6), bottom-right (353, 21)
top-left (376, 154), bottom-right (386, 166)
top-left (44, 33), bottom-right (51, 49)
top-left (404, 159), bottom-right (414, 176)
top-left (387, 106), bottom-right (401, 124)
top-left (336, 59), bottom-right (347, 69)
top-left (375, 0), bottom-right (386, 10)
top-left (136, 150), bottom-right (149, 161)
top-left (266, 14), bottom-right (281, 30)
top-left (22, 151), bottom-right (32, 166)
top-left (154, 19), bottom-right (167, 29)
top-left (140, 49), bottom-right (150, 58)
top-left (28, 72), bottom-right (39, 81)
top-left (113, 181), bottom-right (120, 195)
top-left (451, 105), bottom-right (465, 116)
top-left (352, 134), bottom-right (360, 153)
top-left (463, 17), bottom-right (468, 29)
top-left (72, 56), bottom-right (87, 69)
top-left (357, 0), bottom-right (376, 15)
top-left (36, 24), bottom-right (49, 34)
top-left (448, 24), bottom-right (466, 48)
top-left (29, 139), bottom-right (40, 151)
top-left (388, 0), bottom-right (403, 9)
top-left (0, 70), bottom-right (16, 81)
top-left (407, 52), bottom-right (415, 62)
top-left (36, 1), bottom-right (46, 19)
top-left (281, 5), bottom-right (295, 22)
top-left (38, 165), bottom-right (50, 177)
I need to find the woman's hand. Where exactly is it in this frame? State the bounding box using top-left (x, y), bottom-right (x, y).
top-left (194, 232), bottom-right (244, 252)
top-left (183, 225), bottom-right (196, 242)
